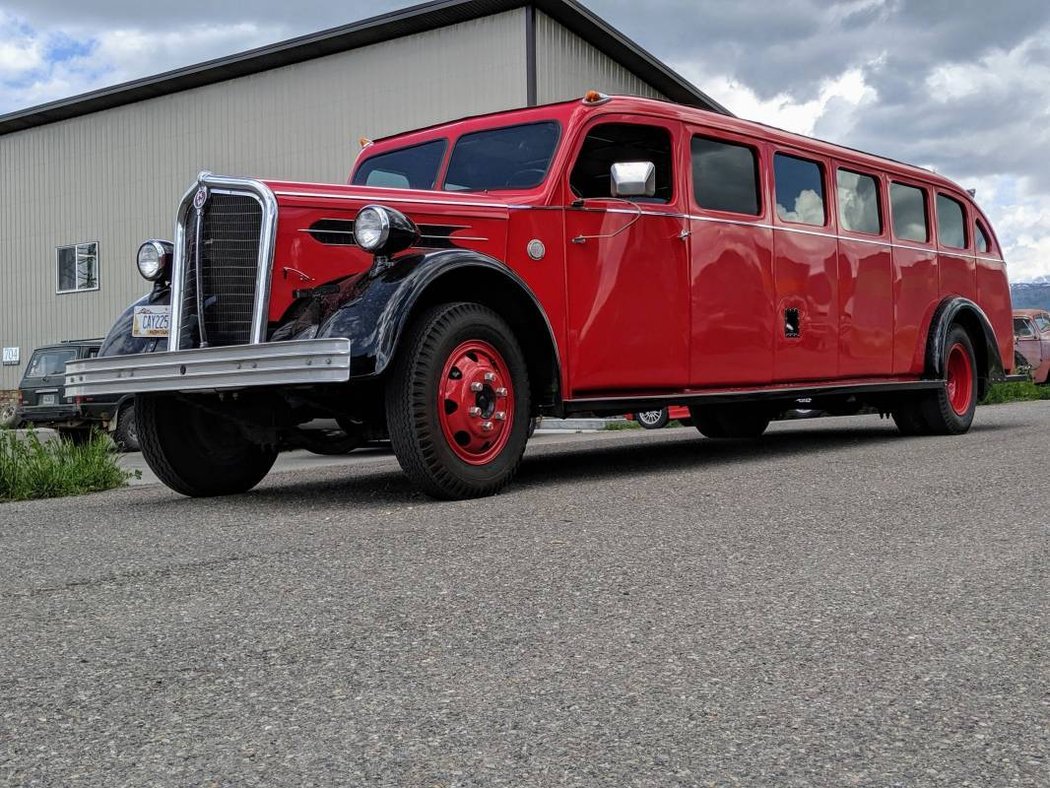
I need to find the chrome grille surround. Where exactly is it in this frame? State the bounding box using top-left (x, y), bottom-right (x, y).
top-left (169, 172), bottom-right (278, 351)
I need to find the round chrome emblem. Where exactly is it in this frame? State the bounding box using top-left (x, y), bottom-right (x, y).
top-left (527, 239), bottom-right (546, 261)
top-left (193, 187), bottom-right (208, 211)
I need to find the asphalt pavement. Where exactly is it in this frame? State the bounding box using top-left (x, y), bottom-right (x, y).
top-left (1, 403), bottom-right (1047, 786)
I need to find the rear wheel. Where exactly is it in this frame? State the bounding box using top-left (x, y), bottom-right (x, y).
top-left (385, 302), bottom-right (531, 499)
top-left (691, 404), bottom-right (770, 439)
top-left (892, 325), bottom-right (978, 436)
top-left (634, 408), bottom-right (669, 430)
top-left (136, 394), bottom-right (278, 497)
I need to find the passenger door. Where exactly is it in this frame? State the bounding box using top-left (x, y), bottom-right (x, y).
top-left (770, 149), bottom-right (839, 382)
top-left (834, 165), bottom-right (893, 377)
top-left (564, 117), bottom-right (691, 395)
top-left (686, 129), bottom-right (774, 387)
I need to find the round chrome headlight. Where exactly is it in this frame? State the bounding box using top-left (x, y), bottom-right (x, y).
top-left (137, 240), bottom-right (173, 282)
top-left (354, 206), bottom-right (390, 252)
top-left (354, 205), bottom-right (419, 258)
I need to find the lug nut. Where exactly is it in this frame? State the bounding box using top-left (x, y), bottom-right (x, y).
top-left (470, 382), bottom-right (484, 392)
top-left (495, 387), bottom-right (508, 398)
top-left (468, 407), bottom-right (482, 417)
top-left (481, 421), bottom-right (494, 433)
top-left (494, 411), bottom-right (506, 421)
top-left (484, 372), bottom-right (496, 382)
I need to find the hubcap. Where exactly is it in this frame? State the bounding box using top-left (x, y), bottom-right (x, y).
top-left (438, 340), bottom-right (515, 465)
top-left (637, 410), bottom-right (664, 427)
top-left (945, 342), bottom-right (974, 417)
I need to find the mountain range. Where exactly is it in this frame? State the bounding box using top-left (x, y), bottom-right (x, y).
top-left (1011, 279), bottom-right (1050, 310)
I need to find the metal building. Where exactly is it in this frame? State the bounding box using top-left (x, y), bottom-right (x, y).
top-left (0, 0), bottom-right (727, 391)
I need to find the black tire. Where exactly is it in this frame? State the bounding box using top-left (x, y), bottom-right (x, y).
top-left (634, 408), bottom-right (669, 430)
top-left (385, 302), bottom-right (531, 500)
top-left (136, 394), bottom-right (278, 497)
top-left (892, 326), bottom-right (978, 437)
top-left (690, 404), bottom-right (770, 439)
top-left (114, 402), bottom-right (140, 452)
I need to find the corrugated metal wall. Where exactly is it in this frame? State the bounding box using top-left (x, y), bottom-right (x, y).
top-left (0, 10), bottom-right (528, 389)
top-left (534, 10), bottom-right (666, 104)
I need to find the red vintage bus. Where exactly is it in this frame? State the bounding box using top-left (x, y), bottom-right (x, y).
top-left (68, 93), bottom-right (1013, 499)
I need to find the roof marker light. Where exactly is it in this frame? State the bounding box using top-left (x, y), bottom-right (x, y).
top-left (582, 90), bottom-right (611, 105)
top-left (359, 137), bottom-right (373, 149)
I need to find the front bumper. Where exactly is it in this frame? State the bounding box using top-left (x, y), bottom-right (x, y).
top-left (66, 338), bottom-right (352, 397)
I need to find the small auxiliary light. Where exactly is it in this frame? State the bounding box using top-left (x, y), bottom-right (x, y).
top-left (582, 90), bottom-right (610, 105)
top-left (359, 137), bottom-right (374, 149)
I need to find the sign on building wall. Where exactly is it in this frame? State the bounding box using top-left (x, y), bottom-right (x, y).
top-left (2, 347), bottom-right (19, 366)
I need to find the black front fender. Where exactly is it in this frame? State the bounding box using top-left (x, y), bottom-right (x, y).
top-left (99, 286), bottom-right (171, 357)
top-left (313, 249), bottom-right (557, 380)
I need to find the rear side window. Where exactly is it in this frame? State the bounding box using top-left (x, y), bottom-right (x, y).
top-left (1015, 318), bottom-right (1035, 338)
top-left (975, 221), bottom-right (991, 254)
top-left (353, 139), bottom-right (447, 190)
top-left (774, 153), bottom-right (826, 226)
top-left (445, 122), bottom-right (560, 192)
top-left (936, 194), bottom-right (967, 249)
top-left (691, 136), bottom-right (760, 215)
top-left (837, 169), bottom-right (882, 234)
top-left (890, 182), bottom-right (928, 242)
top-left (1037, 315), bottom-right (1050, 333)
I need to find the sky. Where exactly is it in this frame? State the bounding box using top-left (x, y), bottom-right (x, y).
top-left (1, 0), bottom-right (1048, 280)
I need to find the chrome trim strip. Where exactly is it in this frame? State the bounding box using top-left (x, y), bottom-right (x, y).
top-left (583, 206), bottom-right (1006, 263)
top-left (272, 190), bottom-right (517, 211)
top-left (170, 171), bottom-right (279, 351)
top-left (65, 339), bottom-right (352, 397)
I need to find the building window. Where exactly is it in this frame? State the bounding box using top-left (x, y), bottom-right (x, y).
top-left (57, 242), bottom-right (99, 294)
top-left (890, 182), bottom-right (929, 243)
top-left (837, 169), bottom-right (882, 234)
top-left (691, 136), bottom-right (761, 215)
top-left (936, 194), bottom-right (967, 249)
top-left (774, 153), bottom-right (826, 226)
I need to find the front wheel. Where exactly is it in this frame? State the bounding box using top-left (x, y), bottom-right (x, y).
top-left (634, 408), bottom-right (669, 430)
top-left (136, 394), bottom-right (278, 497)
top-left (385, 302), bottom-right (531, 500)
top-left (114, 402), bottom-right (140, 452)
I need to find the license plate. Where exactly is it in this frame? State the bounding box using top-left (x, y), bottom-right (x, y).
top-left (40, 393), bottom-right (57, 406)
top-left (133, 305), bottom-right (170, 337)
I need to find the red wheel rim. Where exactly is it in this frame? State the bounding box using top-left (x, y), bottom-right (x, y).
top-left (945, 342), bottom-right (974, 417)
top-left (438, 340), bottom-right (515, 465)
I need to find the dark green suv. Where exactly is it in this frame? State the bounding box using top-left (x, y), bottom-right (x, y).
top-left (15, 339), bottom-right (139, 450)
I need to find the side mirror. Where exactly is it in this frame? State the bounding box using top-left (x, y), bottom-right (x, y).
top-left (610, 161), bottom-right (656, 198)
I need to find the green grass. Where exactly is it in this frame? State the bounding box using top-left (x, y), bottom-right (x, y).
top-left (981, 380), bottom-right (1050, 405)
top-left (604, 420), bottom-right (642, 430)
top-left (0, 430), bottom-right (134, 502)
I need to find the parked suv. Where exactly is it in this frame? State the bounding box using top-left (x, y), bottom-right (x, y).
top-left (17, 339), bottom-right (139, 449)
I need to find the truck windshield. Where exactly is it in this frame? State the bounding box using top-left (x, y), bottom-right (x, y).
top-left (352, 121), bottom-right (560, 193)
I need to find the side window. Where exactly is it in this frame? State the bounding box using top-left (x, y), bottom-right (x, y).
top-left (837, 169), bottom-right (882, 234)
top-left (691, 136), bottom-right (760, 215)
top-left (1036, 315), bottom-right (1050, 333)
top-left (936, 194), bottom-right (967, 249)
top-left (975, 220), bottom-right (991, 254)
top-left (774, 153), bottom-right (826, 226)
top-left (570, 123), bottom-right (674, 203)
top-left (890, 182), bottom-right (929, 243)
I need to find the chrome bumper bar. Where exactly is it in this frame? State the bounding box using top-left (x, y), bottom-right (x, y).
top-left (65, 339), bottom-right (352, 397)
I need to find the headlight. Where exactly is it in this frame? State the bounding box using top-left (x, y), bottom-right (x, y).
top-left (137, 240), bottom-right (173, 282)
top-left (354, 205), bottom-right (419, 258)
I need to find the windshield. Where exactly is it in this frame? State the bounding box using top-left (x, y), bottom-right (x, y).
top-left (352, 121), bottom-right (560, 193)
top-left (1015, 318), bottom-right (1035, 338)
top-left (353, 139), bottom-right (447, 190)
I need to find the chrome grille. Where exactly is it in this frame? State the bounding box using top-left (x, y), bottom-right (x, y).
top-left (178, 193), bottom-right (263, 348)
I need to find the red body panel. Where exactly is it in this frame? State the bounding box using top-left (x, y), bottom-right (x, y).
top-left (253, 95), bottom-right (1011, 403)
